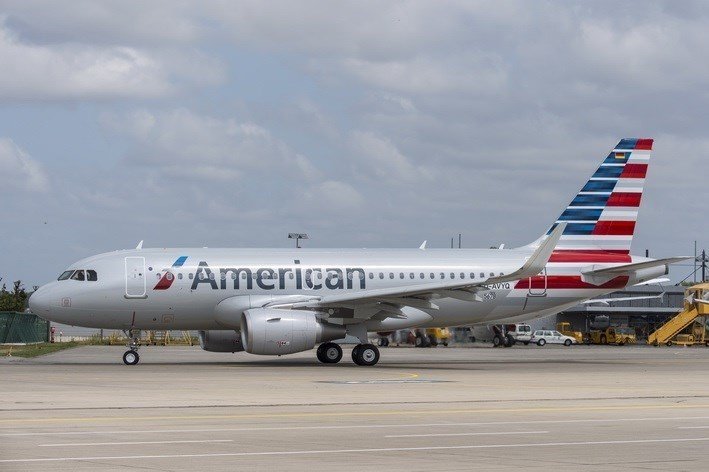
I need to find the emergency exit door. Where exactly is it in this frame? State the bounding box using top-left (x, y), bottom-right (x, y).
top-left (125, 257), bottom-right (147, 298)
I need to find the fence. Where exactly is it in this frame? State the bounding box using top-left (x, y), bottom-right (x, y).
top-left (0, 312), bottom-right (49, 343)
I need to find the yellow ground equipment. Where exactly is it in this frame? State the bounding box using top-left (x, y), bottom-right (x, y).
top-left (415, 328), bottom-right (451, 347)
top-left (648, 283), bottom-right (709, 347)
top-left (556, 322), bottom-right (584, 344)
top-left (587, 327), bottom-right (636, 345)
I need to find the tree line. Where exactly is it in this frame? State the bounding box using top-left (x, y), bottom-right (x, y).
top-left (0, 278), bottom-right (33, 312)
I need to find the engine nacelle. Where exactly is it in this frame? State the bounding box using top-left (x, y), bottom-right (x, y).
top-left (198, 330), bottom-right (245, 353)
top-left (240, 308), bottom-right (346, 355)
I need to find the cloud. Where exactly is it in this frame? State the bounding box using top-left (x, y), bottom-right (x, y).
top-left (101, 108), bottom-right (318, 182)
top-left (0, 138), bottom-right (48, 191)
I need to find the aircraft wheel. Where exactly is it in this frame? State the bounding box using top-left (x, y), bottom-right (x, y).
top-left (123, 350), bottom-right (140, 366)
top-left (353, 344), bottom-right (380, 366)
top-left (351, 344), bottom-right (361, 363)
top-left (318, 343), bottom-right (342, 363)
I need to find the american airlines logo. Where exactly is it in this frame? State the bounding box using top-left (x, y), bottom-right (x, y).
top-left (155, 259), bottom-right (367, 291)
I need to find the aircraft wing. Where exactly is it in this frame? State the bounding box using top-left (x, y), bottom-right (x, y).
top-left (268, 223), bottom-right (566, 313)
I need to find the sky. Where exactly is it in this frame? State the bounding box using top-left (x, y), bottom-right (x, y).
top-left (0, 0), bottom-right (708, 287)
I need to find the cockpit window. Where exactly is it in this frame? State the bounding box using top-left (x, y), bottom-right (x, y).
top-left (87, 270), bottom-right (98, 281)
top-left (58, 270), bottom-right (73, 281)
top-left (70, 270), bottom-right (86, 281)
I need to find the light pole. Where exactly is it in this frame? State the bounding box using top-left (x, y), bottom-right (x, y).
top-left (288, 233), bottom-right (309, 249)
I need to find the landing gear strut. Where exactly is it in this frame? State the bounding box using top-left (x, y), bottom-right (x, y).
top-left (122, 329), bottom-right (141, 366)
top-left (316, 342), bottom-right (343, 364)
top-left (352, 343), bottom-right (380, 366)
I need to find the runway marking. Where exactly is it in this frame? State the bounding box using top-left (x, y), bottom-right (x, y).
top-left (3, 402), bottom-right (709, 424)
top-left (3, 437), bottom-right (709, 463)
top-left (385, 430), bottom-right (549, 438)
top-left (40, 439), bottom-right (233, 447)
top-left (678, 426), bottom-right (709, 429)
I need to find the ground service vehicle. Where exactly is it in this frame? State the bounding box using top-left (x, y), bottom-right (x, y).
top-left (587, 327), bottom-right (636, 345)
top-left (556, 322), bottom-right (584, 344)
top-left (649, 283), bottom-right (709, 347)
top-left (505, 323), bottom-right (533, 345)
top-left (530, 330), bottom-right (576, 346)
top-left (415, 328), bottom-right (451, 347)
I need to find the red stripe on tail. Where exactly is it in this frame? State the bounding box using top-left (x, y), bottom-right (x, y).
top-left (607, 192), bottom-right (642, 207)
top-left (592, 221), bottom-right (636, 236)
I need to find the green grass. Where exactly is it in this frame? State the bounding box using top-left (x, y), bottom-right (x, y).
top-left (0, 341), bottom-right (86, 358)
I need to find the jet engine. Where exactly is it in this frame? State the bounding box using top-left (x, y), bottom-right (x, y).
top-left (240, 308), bottom-right (346, 355)
top-left (198, 330), bottom-right (245, 353)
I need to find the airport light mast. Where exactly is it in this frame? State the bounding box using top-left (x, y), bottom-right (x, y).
top-left (288, 233), bottom-right (309, 249)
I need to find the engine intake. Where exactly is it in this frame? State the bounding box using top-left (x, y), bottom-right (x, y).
top-left (241, 308), bottom-right (346, 355)
top-left (198, 330), bottom-right (245, 353)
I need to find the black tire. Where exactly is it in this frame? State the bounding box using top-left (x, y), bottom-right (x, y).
top-left (354, 344), bottom-right (380, 366)
top-left (469, 336), bottom-right (476, 343)
top-left (666, 340), bottom-right (673, 347)
top-left (564, 339), bottom-right (572, 346)
top-left (351, 345), bottom-right (361, 363)
top-left (319, 343), bottom-right (342, 364)
top-left (492, 335), bottom-right (502, 347)
top-left (123, 350), bottom-right (139, 365)
top-left (705, 341), bottom-right (709, 347)
top-left (316, 344), bottom-right (327, 363)
top-left (537, 339), bottom-right (546, 347)
top-left (506, 334), bottom-right (516, 346)
top-left (442, 341), bottom-right (448, 347)
top-left (428, 335), bottom-right (438, 347)
top-left (523, 341), bottom-right (530, 346)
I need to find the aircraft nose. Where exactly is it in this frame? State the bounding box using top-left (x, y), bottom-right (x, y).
top-left (28, 285), bottom-right (52, 316)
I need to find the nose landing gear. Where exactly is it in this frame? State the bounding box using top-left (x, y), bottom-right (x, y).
top-left (122, 329), bottom-right (141, 366)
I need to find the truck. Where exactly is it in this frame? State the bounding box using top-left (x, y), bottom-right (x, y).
top-left (556, 322), bottom-right (584, 344)
top-left (500, 323), bottom-right (533, 346)
top-left (587, 327), bottom-right (637, 345)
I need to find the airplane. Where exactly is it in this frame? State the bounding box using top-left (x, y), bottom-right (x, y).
top-left (29, 138), bottom-right (687, 366)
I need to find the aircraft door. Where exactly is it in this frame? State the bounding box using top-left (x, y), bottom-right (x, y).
top-left (527, 268), bottom-right (547, 297)
top-left (125, 257), bottom-right (147, 298)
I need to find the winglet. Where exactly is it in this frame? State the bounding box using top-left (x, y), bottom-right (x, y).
top-left (485, 222), bottom-right (565, 284)
top-left (136, 240), bottom-right (144, 250)
top-left (419, 240), bottom-right (427, 250)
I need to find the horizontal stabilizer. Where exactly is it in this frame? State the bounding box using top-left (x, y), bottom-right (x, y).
top-left (582, 257), bottom-right (691, 277)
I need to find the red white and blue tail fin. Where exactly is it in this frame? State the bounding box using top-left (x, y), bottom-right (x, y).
top-left (544, 138), bottom-right (653, 255)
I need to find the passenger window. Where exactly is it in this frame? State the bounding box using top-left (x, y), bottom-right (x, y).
top-left (178, 273), bottom-right (183, 280)
top-left (369, 273), bottom-right (374, 279)
top-left (399, 273), bottom-right (404, 279)
top-left (450, 273), bottom-right (455, 279)
top-left (410, 273), bottom-right (415, 279)
top-left (289, 273), bottom-right (294, 279)
top-left (470, 273), bottom-right (475, 279)
top-left (480, 272), bottom-right (485, 278)
top-left (420, 273), bottom-right (425, 279)
top-left (209, 273), bottom-right (215, 280)
top-left (379, 272), bottom-right (384, 279)
top-left (460, 273), bottom-right (465, 279)
top-left (189, 273), bottom-right (194, 280)
top-left (440, 272), bottom-right (445, 279)
top-left (430, 273), bottom-right (435, 279)
top-left (389, 273), bottom-right (394, 279)
top-left (70, 270), bottom-right (85, 281)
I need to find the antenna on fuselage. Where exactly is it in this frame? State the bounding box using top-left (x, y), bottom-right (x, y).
top-left (135, 240), bottom-right (144, 250)
top-left (419, 240), bottom-right (427, 250)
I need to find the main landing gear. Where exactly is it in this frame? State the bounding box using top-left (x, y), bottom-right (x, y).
top-left (316, 343), bottom-right (380, 366)
top-left (122, 329), bottom-right (141, 366)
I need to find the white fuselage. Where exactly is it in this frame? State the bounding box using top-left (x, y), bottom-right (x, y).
top-left (29, 247), bottom-right (661, 331)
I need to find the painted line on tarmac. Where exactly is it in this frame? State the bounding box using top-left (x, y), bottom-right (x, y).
top-left (3, 402), bottom-right (709, 425)
top-left (678, 426), bottom-right (709, 429)
top-left (5, 415), bottom-right (709, 437)
top-left (3, 437), bottom-right (709, 463)
top-left (39, 439), bottom-right (233, 447)
top-left (385, 430), bottom-right (549, 438)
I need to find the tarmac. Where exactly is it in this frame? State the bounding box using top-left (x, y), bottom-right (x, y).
top-left (2, 344), bottom-right (709, 471)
